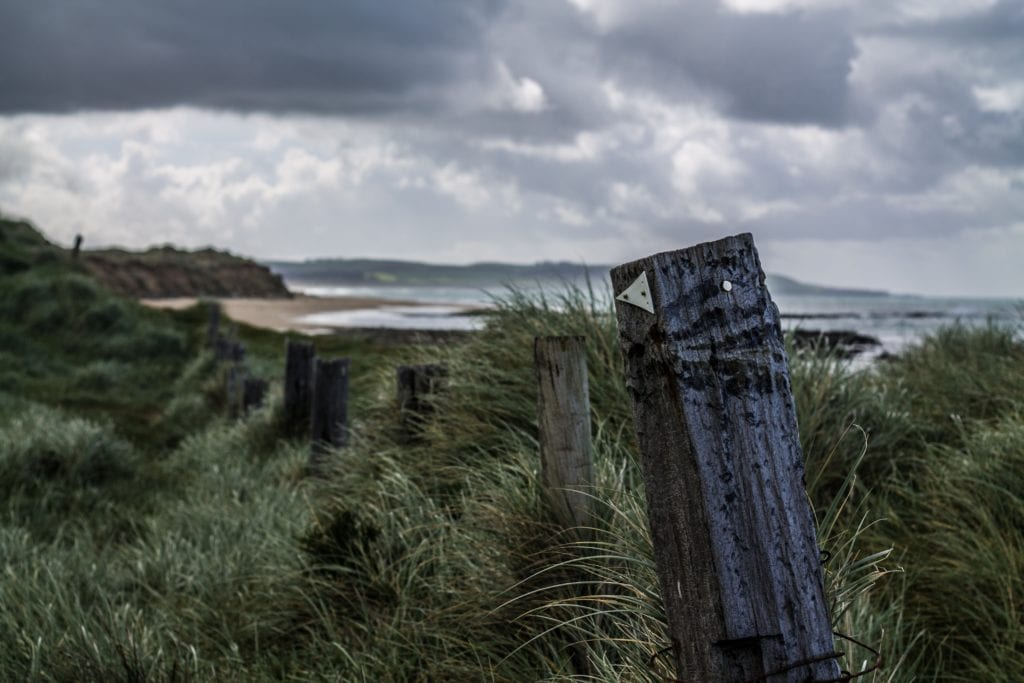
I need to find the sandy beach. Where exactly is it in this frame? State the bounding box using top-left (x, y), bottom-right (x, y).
top-left (141, 294), bottom-right (434, 333)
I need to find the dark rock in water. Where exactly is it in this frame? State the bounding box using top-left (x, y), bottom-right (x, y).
top-left (782, 312), bottom-right (860, 320)
top-left (790, 329), bottom-right (881, 358)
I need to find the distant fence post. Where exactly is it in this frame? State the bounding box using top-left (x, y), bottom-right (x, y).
top-left (206, 302), bottom-right (221, 348)
top-left (534, 336), bottom-right (594, 533)
top-left (226, 363), bottom-right (244, 419)
top-left (284, 340), bottom-right (315, 435)
top-left (611, 233), bottom-right (839, 682)
top-left (310, 358), bottom-right (349, 472)
top-left (71, 234), bottom-right (83, 259)
top-left (214, 334), bottom-right (231, 361)
top-left (243, 377), bottom-right (268, 414)
top-left (221, 338), bottom-right (247, 418)
top-left (396, 364), bottom-right (448, 441)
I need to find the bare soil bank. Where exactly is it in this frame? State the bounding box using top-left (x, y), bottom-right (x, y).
top-left (85, 247), bottom-right (291, 298)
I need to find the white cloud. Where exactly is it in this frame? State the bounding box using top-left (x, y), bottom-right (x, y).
top-left (721, 0), bottom-right (848, 14)
top-left (886, 0), bottom-right (999, 22)
top-left (274, 149), bottom-right (342, 194)
top-left (553, 203), bottom-right (589, 227)
top-left (432, 164), bottom-right (493, 210)
top-left (488, 61), bottom-right (548, 113)
top-left (760, 225), bottom-right (1024, 297)
top-left (478, 130), bottom-right (614, 162)
top-left (889, 166), bottom-right (1024, 221)
top-left (671, 140), bottom-right (744, 196)
top-left (563, 0), bottom-right (631, 29)
top-left (973, 83), bottom-right (1024, 113)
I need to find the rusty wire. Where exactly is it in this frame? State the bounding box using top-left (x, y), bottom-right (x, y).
top-left (648, 631), bottom-right (882, 683)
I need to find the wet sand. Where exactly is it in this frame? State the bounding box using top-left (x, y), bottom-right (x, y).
top-left (142, 294), bottom-right (433, 334)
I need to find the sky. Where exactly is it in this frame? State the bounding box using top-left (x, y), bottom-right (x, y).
top-left (1, 0), bottom-right (1022, 297)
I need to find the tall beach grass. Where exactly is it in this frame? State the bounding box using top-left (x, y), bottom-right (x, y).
top-left (0, 258), bottom-right (1021, 679)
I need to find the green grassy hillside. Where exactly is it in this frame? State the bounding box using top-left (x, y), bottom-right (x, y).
top-left (1, 216), bottom-right (1020, 681)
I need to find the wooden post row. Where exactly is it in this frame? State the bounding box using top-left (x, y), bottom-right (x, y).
top-left (310, 358), bottom-right (349, 472)
top-left (534, 336), bottom-right (595, 533)
top-left (610, 234), bottom-right (838, 682)
top-left (206, 302), bottom-right (221, 348)
top-left (283, 340), bottom-right (315, 435)
top-left (214, 334), bottom-right (230, 360)
top-left (396, 364), bottom-right (447, 441)
top-left (215, 336), bottom-right (244, 363)
top-left (225, 364), bottom-right (244, 419)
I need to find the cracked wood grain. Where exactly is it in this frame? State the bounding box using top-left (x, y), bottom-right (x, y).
top-left (611, 233), bottom-right (837, 682)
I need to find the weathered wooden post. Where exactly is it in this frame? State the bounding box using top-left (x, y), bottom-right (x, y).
top-left (611, 234), bottom-right (838, 682)
top-left (213, 335), bottom-right (243, 362)
top-left (206, 302), bottom-right (221, 348)
top-left (310, 358), bottom-right (349, 471)
top-left (534, 336), bottom-right (595, 532)
top-left (243, 377), bottom-right (268, 414)
top-left (396, 364), bottom-right (447, 441)
top-left (214, 334), bottom-right (231, 361)
top-left (283, 340), bottom-right (315, 435)
top-left (226, 363), bottom-right (244, 419)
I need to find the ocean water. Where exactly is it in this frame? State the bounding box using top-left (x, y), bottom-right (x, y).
top-left (772, 293), bottom-right (1019, 356)
top-left (291, 281), bottom-right (1020, 354)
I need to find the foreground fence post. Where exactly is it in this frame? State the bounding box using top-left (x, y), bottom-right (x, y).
top-left (284, 340), bottom-right (315, 435)
top-left (611, 233), bottom-right (838, 682)
top-left (310, 358), bottom-right (349, 472)
top-left (396, 364), bottom-right (447, 441)
top-left (534, 336), bottom-right (594, 532)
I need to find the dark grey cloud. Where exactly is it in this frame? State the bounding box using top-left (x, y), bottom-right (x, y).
top-left (0, 0), bottom-right (862, 130)
top-left (1, 0), bottom-right (1024, 295)
top-left (594, 1), bottom-right (858, 127)
top-left (869, 0), bottom-right (1024, 41)
top-left (0, 0), bottom-right (502, 114)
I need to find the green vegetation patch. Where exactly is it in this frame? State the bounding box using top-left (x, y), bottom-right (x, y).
top-left (0, 215), bottom-right (63, 274)
top-left (1, 214), bottom-right (1021, 680)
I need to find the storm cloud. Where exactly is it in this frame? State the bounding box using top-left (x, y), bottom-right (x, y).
top-left (0, 0), bottom-right (503, 114)
top-left (0, 0), bottom-right (1022, 296)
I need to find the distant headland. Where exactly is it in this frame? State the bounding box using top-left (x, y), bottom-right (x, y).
top-left (266, 257), bottom-right (890, 298)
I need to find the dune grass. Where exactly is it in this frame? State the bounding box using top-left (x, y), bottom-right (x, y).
top-left (0, 238), bottom-right (1021, 680)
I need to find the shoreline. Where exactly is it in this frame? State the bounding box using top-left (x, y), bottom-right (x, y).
top-left (141, 294), bottom-right (475, 335)
top-left (141, 294), bottom-right (444, 331)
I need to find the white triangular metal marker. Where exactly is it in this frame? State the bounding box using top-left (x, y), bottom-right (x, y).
top-left (615, 271), bottom-right (655, 314)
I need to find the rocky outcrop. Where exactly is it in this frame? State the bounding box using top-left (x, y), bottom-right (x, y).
top-left (790, 329), bottom-right (881, 358)
top-left (83, 246), bottom-right (291, 299)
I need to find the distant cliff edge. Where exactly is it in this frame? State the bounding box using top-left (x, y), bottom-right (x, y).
top-left (85, 246), bottom-right (292, 299)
